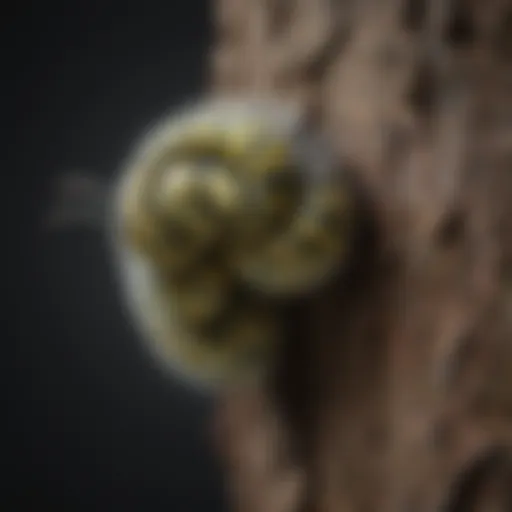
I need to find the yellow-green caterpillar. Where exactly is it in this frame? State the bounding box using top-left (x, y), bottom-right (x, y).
top-left (49, 97), bottom-right (354, 391)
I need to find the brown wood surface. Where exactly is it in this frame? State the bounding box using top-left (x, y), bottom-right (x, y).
top-left (209, 1), bottom-right (512, 510)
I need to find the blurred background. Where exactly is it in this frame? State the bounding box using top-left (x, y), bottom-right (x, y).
top-left (5, 1), bottom-right (227, 510)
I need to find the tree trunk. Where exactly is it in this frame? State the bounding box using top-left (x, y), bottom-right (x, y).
top-left (209, 1), bottom-right (512, 511)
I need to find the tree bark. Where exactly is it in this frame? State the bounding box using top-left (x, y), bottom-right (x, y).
top-left (209, 1), bottom-right (512, 511)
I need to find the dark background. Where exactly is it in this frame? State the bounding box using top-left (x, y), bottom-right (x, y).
top-left (6, 2), bottom-right (226, 510)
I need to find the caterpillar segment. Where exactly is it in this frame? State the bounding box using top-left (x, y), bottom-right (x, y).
top-left (121, 155), bottom-right (241, 272)
top-left (160, 263), bottom-right (234, 327)
top-left (233, 166), bottom-right (354, 296)
top-left (151, 277), bottom-right (280, 385)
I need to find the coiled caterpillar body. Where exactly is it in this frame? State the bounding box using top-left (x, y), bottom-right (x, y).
top-left (48, 97), bottom-right (354, 391)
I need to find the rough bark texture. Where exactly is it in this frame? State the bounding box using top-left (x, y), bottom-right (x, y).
top-left (209, 1), bottom-right (512, 511)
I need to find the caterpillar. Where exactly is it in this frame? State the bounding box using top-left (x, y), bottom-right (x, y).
top-left (48, 97), bottom-right (355, 391)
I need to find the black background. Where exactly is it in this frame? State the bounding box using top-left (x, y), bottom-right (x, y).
top-left (6, 1), bottom-right (226, 510)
